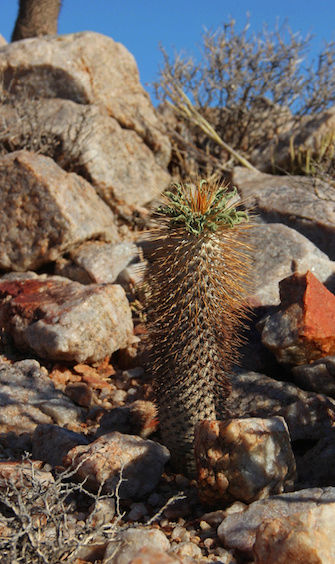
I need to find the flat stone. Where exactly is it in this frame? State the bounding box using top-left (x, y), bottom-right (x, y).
top-left (195, 418), bottom-right (295, 505)
top-left (0, 273), bottom-right (133, 363)
top-left (55, 240), bottom-right (138, 285)
top-left (0, 32), bottom-right (170, 167)
top-left (249, 223), bottom-right (335, 306)
top-left (0, 359), bottom-right (81, 434)
top-left (0, 150), bottom-right (118, 271)
top-left (226, 370), bottom-right (335, 442)
top-left (0, 99), bottom-right (170, 211)
top-left (261, 271), bottom-right (335, 365)
top-left (234, 167), bottom-right (335, 259)
top-left (217, 486), bottom-right (335, 557)
top-left (63, 431), bottom-right (170, 498)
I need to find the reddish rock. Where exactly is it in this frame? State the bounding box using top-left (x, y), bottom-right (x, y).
top-left (261, 271), bottom-right (335, 365)
top-left (0, 274), bottom-right (133, 363)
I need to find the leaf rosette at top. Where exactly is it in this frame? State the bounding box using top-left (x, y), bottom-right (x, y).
top-left (158, 180), bottom-right (249, 235)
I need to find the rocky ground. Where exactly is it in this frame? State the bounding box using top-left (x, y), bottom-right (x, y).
top-left (1, 30), bottom-right (335, 564)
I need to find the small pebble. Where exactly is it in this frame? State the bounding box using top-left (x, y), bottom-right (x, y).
top-left (204, 537), bottom-right (215, 550)
top-left (225, 501), bottom-right (246, 515)
top-left (175, 474), bottom-right (190, 488)
top-left (122, 367), bottom-right (144, 379)
top-left (148, 492), bottom-right (162, 506)
top-left (109, 389), bottom-right (127, 403)
top-left (171, 526), bottom-right (191, 543)
top-left (127, 502), bottom-right (148, 521)
top-left (127, 387), bottom-right (138, 399)
top-left (171, 541), bottom-right (202, 558)
top-left (201, 510), bottom-right (226, 527)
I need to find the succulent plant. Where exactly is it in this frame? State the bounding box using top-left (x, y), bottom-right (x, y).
top-left (145, 179), bottom-right (253, 476)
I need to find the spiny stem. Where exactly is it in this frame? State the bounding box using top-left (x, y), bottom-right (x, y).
top-left (146, 179), bottom-right (252, 476)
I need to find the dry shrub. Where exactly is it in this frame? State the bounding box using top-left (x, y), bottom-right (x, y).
top-left (155, 18), bottom-right (335, 178)
top-left (0, 457), bottom-right (122, 564)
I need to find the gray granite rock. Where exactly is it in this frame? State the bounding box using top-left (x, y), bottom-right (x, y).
top-left (0, 32), bottom-right (170, 167)
top-left (0, 359), bottom-right (82, 434)
top-left (0, 150), bottom-right (119, 271)
top-left (292, 355), bottom-right (335, 397)
top-left (32, 424), bottom-right (88, 467)
top-left (227, 370), bottom-right (335, 442)
top-left (249, 223), bottom-right (335, 306)
top-left (55, 240), bottom-right (138, 285)
top-left (0, 99), bottom-right (170, 211)
top-left (296, 434), bottom-right (335, 488)
top-left (234, 167), bottom-right (335, 259)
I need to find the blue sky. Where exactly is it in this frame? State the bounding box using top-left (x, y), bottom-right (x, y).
top-left (1, 1), bottom-right (334, 102)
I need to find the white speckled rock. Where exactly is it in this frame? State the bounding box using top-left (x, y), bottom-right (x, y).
top-left (195, 417), bottom-right (296, 505)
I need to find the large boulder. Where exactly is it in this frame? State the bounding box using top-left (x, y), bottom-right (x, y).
top-left (0, 99), bottom-right (170, 210)
top-left (218, 487), bottom-right (335, 561)
top-left (0, 31), bottom-right (171, 167)
top-left (0, 150), bottom-right (119, 271)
